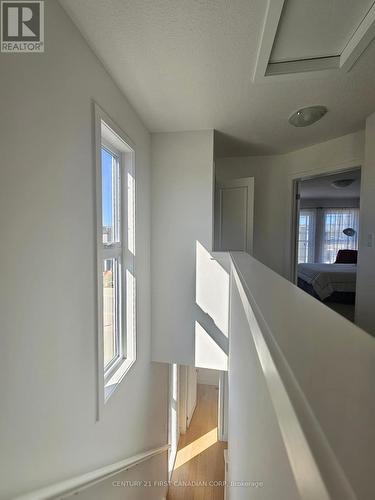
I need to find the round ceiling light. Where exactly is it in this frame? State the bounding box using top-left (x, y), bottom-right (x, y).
top-left (332, 179), bottom-right (355, 189)
top-left (288, 106), bottom-right (327, 127)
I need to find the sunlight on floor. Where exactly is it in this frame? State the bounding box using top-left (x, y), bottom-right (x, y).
top-left (174, 427), bottom-right (218, 469)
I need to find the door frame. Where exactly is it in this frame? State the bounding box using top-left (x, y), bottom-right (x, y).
top-left (168, 364), bottom-right (179, 478)
top-left (290, 178), bottom-right (301, 284)
top-left (218, 371), bottom-right (228, 441)
top-left (290, 166), bottom-right (362, 284)
top-left (178, 366), bottom-right (188, 435)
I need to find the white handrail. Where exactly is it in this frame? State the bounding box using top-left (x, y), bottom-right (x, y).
top-left (12, 444), bottom-right (170, 500)
top-left (229, 251), bottom-right (375, 500)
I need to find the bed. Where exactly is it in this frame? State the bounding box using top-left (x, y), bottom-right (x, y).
top-left (297, 262), bottom-right (357, 303)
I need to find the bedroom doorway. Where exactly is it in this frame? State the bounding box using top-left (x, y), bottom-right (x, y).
top-left (292, 168), bottom-right (361, 322)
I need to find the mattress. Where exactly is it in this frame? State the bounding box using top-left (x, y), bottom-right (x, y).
top-left (297, 263), bottom-right (357, 301)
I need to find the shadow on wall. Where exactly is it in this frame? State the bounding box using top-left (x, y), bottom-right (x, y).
top-left (195, 241), bottom-right (229, 371)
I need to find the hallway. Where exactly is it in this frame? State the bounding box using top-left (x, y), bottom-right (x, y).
top-left (168, 384), bottom-right (227, 500)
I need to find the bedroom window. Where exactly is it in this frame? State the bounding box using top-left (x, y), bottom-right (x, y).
top-left (95, 104), bottom-right (136, 410)
top-left (298, 209), bottom-right (316, 263)
top-left (321, 208), bottom-right (359, 263)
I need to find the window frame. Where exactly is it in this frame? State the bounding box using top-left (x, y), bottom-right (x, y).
top-left (298, 209), bottom-right (316, 264)
top-left (94, 103), bottom-right (136, 418)
top-left (101, 143), bottom-right (124, 380)
top-left (321, 207), bottom-right (359, 263)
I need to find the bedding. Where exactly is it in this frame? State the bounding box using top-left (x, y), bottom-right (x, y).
top-left (297, 263), bottom-right (357, 301)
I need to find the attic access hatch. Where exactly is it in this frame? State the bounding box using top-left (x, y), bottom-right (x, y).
top-left (254, 0), bottom-right (375, 80)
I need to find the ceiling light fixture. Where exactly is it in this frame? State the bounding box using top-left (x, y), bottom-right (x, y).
top-left (288, 105), bottom-right (327, 127)
top-left (343, 228), bottom-right (356, 237)
top-left (332, 179), bottom-right (355, 189)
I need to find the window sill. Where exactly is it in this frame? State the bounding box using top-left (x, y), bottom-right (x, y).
top-left (104, 356), bottom-right (136, 402)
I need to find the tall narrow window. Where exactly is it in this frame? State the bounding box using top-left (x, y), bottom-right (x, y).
top-left (321, 208), bottom-right (359, 263)
top-left (298, 209), bottom-right (316, 263)
top-left (102, 147), bottom-right (122, 372)
top-left (95, 105), bottom-right (136, 410)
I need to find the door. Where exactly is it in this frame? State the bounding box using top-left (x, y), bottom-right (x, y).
top-left (186, 366), bottom-right (197, 428)
top-left (178, 365), bottom-right (197, 434)
top-left (168, 364), bottom-right (179, 477)
top-left (215, 177), bottom-right (254, 253)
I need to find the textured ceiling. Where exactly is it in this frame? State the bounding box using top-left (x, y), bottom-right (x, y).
top-left (60, 0), bottom-right (375, 156)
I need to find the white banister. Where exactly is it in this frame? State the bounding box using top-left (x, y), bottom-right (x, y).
top-left (228, 252), bottom-right (375, 500)
top-left (12, 444), bottom-right (169, 500)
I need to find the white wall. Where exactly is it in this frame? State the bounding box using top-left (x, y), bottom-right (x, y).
top-left (0, 1), bottom-right (168, 498)
top-left (197, 368), bottom-right (220, 386)
top-left (356, 112), bottom-right (375, 334)
top-left (72, 453), bottom-right (168, 500)
top-left (215, 129), bottom-right (375, 334)
top-left (229, 267), bottom-right (301, 500)
top-left (151, 131), bottom-right (215, 366)
top-left (216, 130), bottom-right (364, 279)
top-left (229, 252), bottom-right (375, 500)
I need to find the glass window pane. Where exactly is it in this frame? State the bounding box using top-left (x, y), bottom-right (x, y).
top-left (322, 208), bottom-right (359, 263)
top-left (102, 148), bottom-right (120, 245)
top-left (103, 258), bottom-right (120, 368)
top-left (298, 210), bottom-right (315, 263)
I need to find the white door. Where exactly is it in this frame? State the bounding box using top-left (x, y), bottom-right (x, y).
top-left (178, 366), bottom-right (197, 433)
top-left (168, 364), bottom-right (179, 477)
top-left (215, 177), bottom-right (254, 253)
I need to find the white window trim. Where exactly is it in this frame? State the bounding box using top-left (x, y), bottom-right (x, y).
top-left (298, 209), bottom-right (316, 264)
top-left (94, 103), bottom-right (136, 419)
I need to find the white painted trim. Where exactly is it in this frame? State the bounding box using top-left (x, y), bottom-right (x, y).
top-left (93, 102), bottom-right (137, 419)
top-left (254, 0), bottom-right (375, 80)
top-left (168, 364), bottom-right (180, 479)
top-left (288, 165), bottom-right (362, 283)
top-left (186, 367), bottom-right (197, 429)
top-left (178, 366), bottom-right (188, 435)
top-left (340, 1), bottom-right (375, 72)
top-left (218, 371), bottom-right (228, 441)
top-left (290, 179), bottom-right (300, 285)
top-left (253, 0), bottom-right (286, 82)
top-left (13, 445), bottom-right (170, 500)
top-left (265, 56), bottom-right (340, 77)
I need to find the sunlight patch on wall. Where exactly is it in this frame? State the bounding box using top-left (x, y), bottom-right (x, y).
top-left (195, 321), bottom-right (227, 371)
top-left (196, 241), bottom-right (229, 336)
